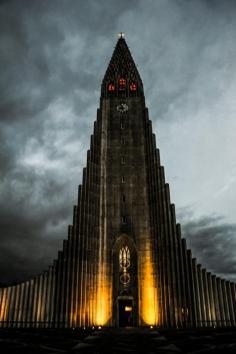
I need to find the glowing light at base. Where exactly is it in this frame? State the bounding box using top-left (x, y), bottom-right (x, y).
top-left (140, 249), bottom-right (158, 325)
top-left (95, 282), bottom-right (109, 326)
top-left (0, 289), bottom-right (7, 322)
top-left (95, 275), bottom-right (111, 326)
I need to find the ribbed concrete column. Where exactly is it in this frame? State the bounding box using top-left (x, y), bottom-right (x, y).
top-left (72, 223), bottom-right (79, 327)
top-left (181, 239), bottom-right (192, 327)
top-left (13, 284), bottom-right (20, 327)
top-left (212, 276), bottom-right (221, 326)
top-left (187, 250), bottom-right (197, 327)
top-left (26, 279), bottom-right (34, 327)
top-left (45, 267), bottom-right (52, 327)
top-left (176, 224), bottom-right (187, 328)
top-left (55, 251), bottom-right (63, 327)
top-left (170, 203), bottom-right (181, 326)
top-left (202, 269), bottom-right (210, 326)
top-left (156, 167), bottom-right (165, 326)
top-left (0, 288), bottom-right (6, 327)
top-left (17, 283), bottom-right (25, 327)
top-left (50, 261), bottom-right (57, 327)
top-left (37, 275), bottom-right (43, 327)
top-left (165, 183), bottom-right (177, 326)
top-left (171, 216), bottom-right (182, 328)
top-left (226, 281), bottom-right (235, 326)
top-left (159, 166), bottom-right (169, 326)
top-left (41, 273), bottom-right (47, 328)
top-left (8, 286), bottom-right (16, 327)
top-left (221, 279), bottom-right (230, 326)
top-left (22, 281), bottom-right (29, 327)
top-left (197, 265), bottom-right (206, 326)
top-left (32, 277), bottom-right (39, 327)
top-left (3, 287), bottom-right (11, 327)
top-left (207, 273), bottom-right (215, 327)
top-left (230, 283), bottom-right (236, 323)
top-left (217, 278), bottom-right (225, 326)
top-left (63, 233), bottom-right (70, 328)
top-left (59, 240), bottom-right (68, 328)
top-left (0, 288), bottom-right (3, 327)
top-left (192, 259), bottom-right (201, 327)
top-left (65, 226), bottom-right (73, 328)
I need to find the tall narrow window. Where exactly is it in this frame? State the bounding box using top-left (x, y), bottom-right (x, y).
top-left (122, 138), bottom-right (126, 145)
top-left (122, 195), bottom-right (126, 203)
top-left (121, 176), bottom-right (125, 183)
top-left (122, 216), bottom-right (127, 224)
top-left (120, 119), bottom-right (124, 129)
top-left (121, 156), bottom-right (125, 165)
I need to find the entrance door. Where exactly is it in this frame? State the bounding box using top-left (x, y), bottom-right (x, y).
top-left (118, 299), bottom-right (133, 327)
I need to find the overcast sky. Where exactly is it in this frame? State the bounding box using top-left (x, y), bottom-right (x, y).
top-left (0, 0), bottom-right (236, 284)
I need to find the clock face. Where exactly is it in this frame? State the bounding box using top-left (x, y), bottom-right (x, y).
top-left (117, 103), bottom-right (129, 113)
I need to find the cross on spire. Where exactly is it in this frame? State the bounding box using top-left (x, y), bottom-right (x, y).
top-left (118, 32), bottom-right (125, 38)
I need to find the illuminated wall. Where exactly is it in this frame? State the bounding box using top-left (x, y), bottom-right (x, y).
top-left (139, 243), bottom-right (159, 326)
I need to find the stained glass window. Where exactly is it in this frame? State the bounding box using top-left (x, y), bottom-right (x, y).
top-left (119, 246), bottom-right (131, 285)
top-left (119, 246), bottom-right (130, 269)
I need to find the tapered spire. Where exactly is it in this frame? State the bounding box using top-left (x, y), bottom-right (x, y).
top-left (101, 37), bottom-right (144, 97)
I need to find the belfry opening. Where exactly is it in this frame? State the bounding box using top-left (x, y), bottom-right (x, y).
top-left (0, 36), bottom-right (236, 329)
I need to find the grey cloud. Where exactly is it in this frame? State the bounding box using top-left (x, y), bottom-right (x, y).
top-left (0, 166), bottom-right (73, 283)
top-left (181, 214), bottom-right (236, 282)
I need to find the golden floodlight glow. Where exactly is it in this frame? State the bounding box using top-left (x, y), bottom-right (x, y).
top-left (141, 249), bottom-right (158, 325)
top-left (95, 287), bottom-right (107, 325)
top-left (0, 289), bottom-right (6, 321)
top-left (95, 270), bottom-right (111, 326)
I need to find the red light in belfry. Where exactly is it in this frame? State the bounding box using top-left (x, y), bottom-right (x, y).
top-left (119, 78), bottom-right (126, 90)
top-left (108, 83), bottom-right (115, 91)
top-left (119, 78), bottom-right (126, 85)
top-left (130, 83), bottom-right (137, 91)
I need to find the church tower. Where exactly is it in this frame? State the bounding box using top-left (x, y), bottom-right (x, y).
top-left (0, 36), bottom-right (236, 328)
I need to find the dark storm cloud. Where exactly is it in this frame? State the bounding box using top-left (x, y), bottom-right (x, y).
top-left (181, 214), bottom-right (236, 282)
top-left (0, 0), bottom-right (139, 283)
top-left (0, 0), bottom-right (236, 284)
top-left (0, 164), bottom-right (71, 283)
